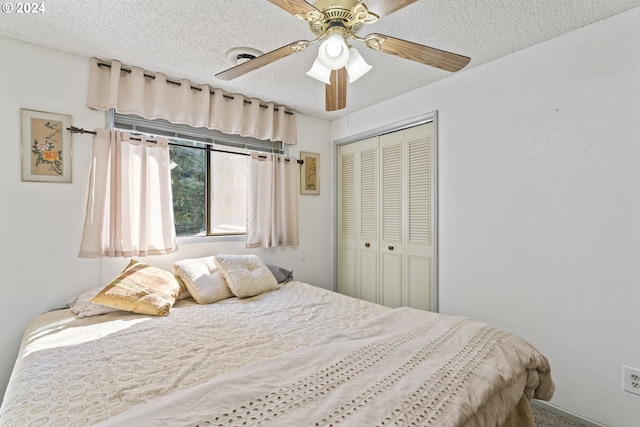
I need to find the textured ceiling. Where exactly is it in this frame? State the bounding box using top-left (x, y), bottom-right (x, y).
top-left (2, 0), bottom-right (639, 120)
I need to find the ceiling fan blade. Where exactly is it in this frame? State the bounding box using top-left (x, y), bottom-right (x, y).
top-left (267, 0), bottom-right (319, 17)
top-left (216, 41), bottom-right (309, 81)
top-left (365, 33), bottom-right (470, 72)
top-left (362, 0), bottom-right (419, 18)
top-left (326, 67), bottom-right (347, 111)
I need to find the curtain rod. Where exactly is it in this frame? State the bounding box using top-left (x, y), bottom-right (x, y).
top-left (96, 62), bottom-right (294, 116)
top-left (67, 126), bottom-right (303, 163)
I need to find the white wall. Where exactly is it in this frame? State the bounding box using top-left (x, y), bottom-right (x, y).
top-left (333, 8), bottom-right (640, 427)
top-left (0, 38), bottom-right (333, 401)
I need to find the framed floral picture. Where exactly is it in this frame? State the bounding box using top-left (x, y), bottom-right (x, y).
top-left (21, 109), bottom-right (72, 183)
top-left (300, 151), bottom-right (320, 195)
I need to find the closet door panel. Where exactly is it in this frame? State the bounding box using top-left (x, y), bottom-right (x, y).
top-left (406, 125), bottom-right (432, 247)
top-left (404, 123), bottom-right (434, 310)
top-left (338, 248), bottom-right (357, 298)
top-left (359, 144), bottom-right (378, 242)
top-left (379, 131), bottom-right (404, 303)
top-left (360, 249), bottom-right (378, 303)
top-left (379, 134), bottom-right (403, 245)
top-left (337, 145), bottom-right (357, 298)
top-left (407, 255), bottom-right (431, 311)
top-left (358, 138), bottom-right (379, 302)
top-left (381, 252), bottom-right (403, 308)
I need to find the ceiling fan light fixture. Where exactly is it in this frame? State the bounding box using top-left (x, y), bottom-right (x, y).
top-left (317, 34), bottom-right (349, 70)
top-left (346, 47), bottom-right (372, 83)
top-left (306, 57), bottom-right (332, 84)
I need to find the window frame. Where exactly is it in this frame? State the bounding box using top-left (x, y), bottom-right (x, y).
top-left (109, 111), bottom-right (285, 240)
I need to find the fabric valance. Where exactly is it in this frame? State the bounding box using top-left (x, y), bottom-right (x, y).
top-left (86, 58), bottom-right (297, 145)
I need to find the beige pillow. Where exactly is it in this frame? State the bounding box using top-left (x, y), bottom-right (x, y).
top-left (91, 260), bottom-right (181, 316)
top-left (173, 256), bottom-right (233, 304)
top-left (214, 254), bottom-right (278, 298)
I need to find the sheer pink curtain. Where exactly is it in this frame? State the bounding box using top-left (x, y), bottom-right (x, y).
top-left (246, 153), bottom-right (298, 248)
top-left (79, 129), bottom-right (177, 258)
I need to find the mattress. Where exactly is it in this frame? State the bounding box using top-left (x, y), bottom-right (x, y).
top-left (0, 281), bottom-right (553, 426)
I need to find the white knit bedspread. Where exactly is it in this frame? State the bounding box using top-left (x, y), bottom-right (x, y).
top-left (0, 281), bottom-right (389, 427)
top-left (93, 307), bottom-right (554, 427)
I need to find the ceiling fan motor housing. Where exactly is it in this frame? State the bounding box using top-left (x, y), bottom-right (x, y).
top-left (306, 3), bottom-right (378, 37)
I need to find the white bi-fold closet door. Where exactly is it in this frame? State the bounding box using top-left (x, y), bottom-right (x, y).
top-left (338, 122), bottom-right (436, 311)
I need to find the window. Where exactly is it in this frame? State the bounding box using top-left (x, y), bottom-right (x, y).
top-left (169, 141), bottom-right (248, 237)
top-left (112, 112), bottom-right (283, 237)
top-left (169, 141), bottom-right (206, 236)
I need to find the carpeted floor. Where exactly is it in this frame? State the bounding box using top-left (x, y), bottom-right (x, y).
top-left (532, 404), bottom-right (590, 427)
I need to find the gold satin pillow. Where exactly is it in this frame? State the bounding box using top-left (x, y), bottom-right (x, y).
top-left (91, 260), bottom-right (181, 316)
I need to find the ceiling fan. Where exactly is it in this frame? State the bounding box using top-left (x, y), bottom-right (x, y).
top-left (215, 0), bottom-right (470, 112)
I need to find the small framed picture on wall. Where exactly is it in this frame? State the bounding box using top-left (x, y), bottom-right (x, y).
top-left (21, 108), bottom-right (72, 183)
top-left (300, 151), bottom-right (320, 195)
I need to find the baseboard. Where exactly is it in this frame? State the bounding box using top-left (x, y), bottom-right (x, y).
top-left (531, 400), bottom-right (606, 427)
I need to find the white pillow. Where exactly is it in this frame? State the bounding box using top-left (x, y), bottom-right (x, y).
top-left (214, 254), bottom-right (279, 298)
top-left (69, 288), bottom-right (121, 318)
top-left (173, 256), bottom-right (233, 304)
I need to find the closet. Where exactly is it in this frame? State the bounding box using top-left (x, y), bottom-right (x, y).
top-left (337, 122), bottom-right (436, 311)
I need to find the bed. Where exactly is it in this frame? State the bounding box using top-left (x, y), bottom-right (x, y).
top-left (0, 255), bottom-right (554, 427)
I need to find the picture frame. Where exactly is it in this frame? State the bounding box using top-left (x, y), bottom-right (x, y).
top-left (300, 151), bottom-right (320, 195)
top-left (21, 108), bottom-right (72, 183)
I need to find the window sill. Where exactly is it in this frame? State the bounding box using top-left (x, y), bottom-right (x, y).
top-left (177, 234), bottom-right (245, 245)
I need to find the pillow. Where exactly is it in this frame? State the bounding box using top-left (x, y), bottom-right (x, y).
top-left (91, 260), bottom-right (181, 316)
top-left (69, 287), bottom-right (122, 318)
top-left (175, 275), bottom-right (192, 300)
top-left (214, 254), bottom-right (279, 298)
top-left (173, 256), bottom-right (233, 304)
top-left (266, 264), bottom-right (294, 284)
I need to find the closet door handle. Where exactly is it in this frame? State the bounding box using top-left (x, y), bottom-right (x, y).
top-left (365, 242), bottom-right (371, 248)
top-left (388, 245), bottom-right (394, 251)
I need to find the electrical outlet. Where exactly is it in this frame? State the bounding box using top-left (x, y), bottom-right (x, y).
top-left (623, 366), bottom-right (640, 396)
